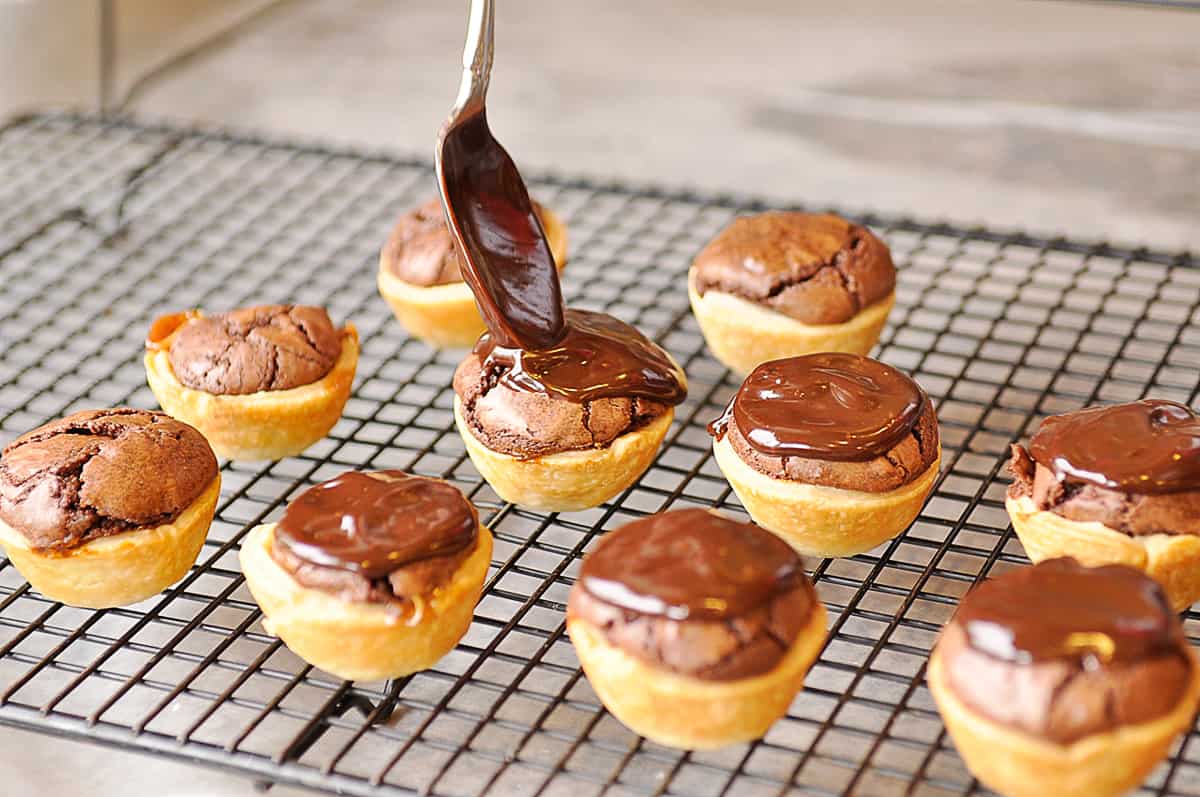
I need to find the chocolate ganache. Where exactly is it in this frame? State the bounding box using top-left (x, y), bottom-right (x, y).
top-left (709, 353), bottom-right (926, 461)
top-left (579, 508), bottom-right (808, 621)
top-left (274, 471), bottom-right (476, 578)
top-left (474, 308), bottom-right (687, 405)
top-left (1029, 400), bottom-right (1200, 495)
top-left (438, 111), bottom-right (565, 350)
top-left (956, 558), bottom-right (1180, 666)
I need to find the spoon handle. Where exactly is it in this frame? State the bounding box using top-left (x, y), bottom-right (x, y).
top-left (450, 0), bottom-right (495, 118)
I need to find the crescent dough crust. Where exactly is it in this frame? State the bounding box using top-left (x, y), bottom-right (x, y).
top-left (0, 475), bottom-right (220, 608)
top-left (1006, 493), bottom-right (1200, 611)
top-left (240, 521), bottom-right (492, 682)
top-left (145, 324), bottom-right (359, 462)
top-left (929, 643), bottom-right (1200, 797)
top-left (454, 397), bottom-right (674, 513)
top-left (377, 206), bottom-right (569, 349)
top-left (567, 601), bottom-right (827, 750)
top-left (688, 270), bottom-right (894, 376)
top-left (713, 433), bottom-right (940, 557)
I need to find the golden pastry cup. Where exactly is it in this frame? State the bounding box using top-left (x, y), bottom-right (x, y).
top-left (454, 397), bottom-right (674, 513)
top-left (0, 475), bottom-right (220, 608)
top-left (144, 322), bottom-right (359, 462)
top-left (688, 270), bottom-right (894, 376)
top-left (712, 434), bottom-right (939, 557)
top-left (239, 521), bottom-right (493, 682)
top-left (1006, 494), bottom-right (1200, 612)
top-left (377, 207), bottom-right (569, 349)
top-left (567, 600), bottom-right (827, 750)
top-left (928, 643), bottom-right (1200, 797)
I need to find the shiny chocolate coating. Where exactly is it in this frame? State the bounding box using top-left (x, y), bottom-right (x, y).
top-left (438, 110), bottom-right (566, 350)
top-left (579, 508), bottom-right (808, 621)
top-left (956, 558), bottom-right (1180, 667)
top-left (709, 353), bottom-right (926, 461)
top-left (1029, 400), bottom-right (1200, 495)
top-left (475, 308), bottom-right (687, 405)
top-left (274, 471), bottom-right (476, 579)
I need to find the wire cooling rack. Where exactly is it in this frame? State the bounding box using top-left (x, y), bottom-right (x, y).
top-left (0, 112), bottom-right (1199, 797)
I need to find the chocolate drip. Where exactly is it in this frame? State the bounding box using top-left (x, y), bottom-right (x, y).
top-left (579, 508), bottom-right (807, 621)
top-left (1029, 400), bottom-right (1200, 495)
top-left (438, 110), bottom-right (565, 350)
top-left (274, 471), bottom-right (476, 579)
top-left (957, 558), bottom-right (1180, 666)
top-left (708, 353), bottom-right (926, 462)
top-left (474, 308), bottom-right (686, 405)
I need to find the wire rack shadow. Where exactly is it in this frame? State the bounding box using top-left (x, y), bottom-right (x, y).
top-left (0, 112), bottom-right (1199, 797)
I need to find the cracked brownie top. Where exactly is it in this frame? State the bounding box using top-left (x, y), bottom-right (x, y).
top-left (0, 408), bottom-right (217, 552)
top-left (567, 508), bottom-right (818, 681)
top-left (690, 211), bottom-right (895, 325)
top-left (167, 304), bottom-right (343, 395)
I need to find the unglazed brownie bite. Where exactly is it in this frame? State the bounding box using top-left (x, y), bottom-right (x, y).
top-left (1006, 400), bottom-right (1200, 610)
top-left (929, 558), bottom-right (1200, 797)
top-left (0, 408), bottom-right (220, 607)
top-left (709, 353), bottom-right (940, 556)
top-left (377, 197), bottom-right (568, 348)
top-left (566, 509), bottom-right (826, 749)
top-left (167, 304), bottom-right (343, 394)
top-left (688, 212), bottom-right (897, 374)
top-left (452, 309), bottom-right (686, 512)
top-left (239, 470), bottom-right (492, 681)
top-left (144, 303), bottom-right (359, 461)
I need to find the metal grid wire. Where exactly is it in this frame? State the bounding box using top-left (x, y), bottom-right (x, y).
top-left (0, 112), bottom-right (1199, 797)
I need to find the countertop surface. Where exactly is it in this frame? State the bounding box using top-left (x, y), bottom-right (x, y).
top-left (1, 1), bottom-right (1198, 795)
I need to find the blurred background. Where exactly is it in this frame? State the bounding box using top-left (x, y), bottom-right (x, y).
top-left (0, 1), bottom-right (1198, 795)
top-left (1, 0), bottom-right (1197, 251)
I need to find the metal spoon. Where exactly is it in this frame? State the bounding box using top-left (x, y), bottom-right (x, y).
top-left (435, 0), bottom-right (566, 351)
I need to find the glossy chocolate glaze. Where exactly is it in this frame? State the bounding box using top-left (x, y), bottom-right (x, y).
top-left (438, 111), bottom-right (565, 350)
top-left (274, 471), bottom-right (476, 579)
top-left (474, 308), bottom-right (686, 405)
top-left (1029, 400), bottom-right (1200, 495)
top-left (957, 558), bottom-right (1180, 666)
top-left (579, 508), bottom-right (807, 622)
top-left (709, 353), bottom-right (926, 462)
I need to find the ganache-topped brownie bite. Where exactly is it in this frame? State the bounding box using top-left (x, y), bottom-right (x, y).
top-left (144, 304), bottom-right (359, 461)
top-left (239, 470), bottom-right (491, 681)
top-left (377, 197), bottom-right (569, 348)
top-left (1007, 399), bottom-right (1200, 610)
top-left (566, 509), bottom-right (827, 750)
top-left (453, 308), bottom-right (687, 511)
top-left (929, 558), bottom-right (1200, 797)
top-left (688, 212), bottom-right (896, 374)
top-left (0, 409), bottom-right (219, 608)
top-left (709, 353), bottom-right (939, 556)
top-left (439, 130), bottom-right (686, 512)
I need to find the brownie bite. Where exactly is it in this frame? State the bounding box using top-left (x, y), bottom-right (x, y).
top-left (0, 408), bottom-right (217, 553)
top-left (453, 348), bottom-right (671, 460)
top-left (268, 470), bottom-right (479, 612)
top-left (1008, 400), bottom-right (1200, 536)
top-left (565, 508), bottom-right (826, 748)
top-left (710, 353), bottom-right (938, 492)
top-left (567, 509), bottom-right (815, 680)
top-left (691, 212), bottom-right (895, 325)
top-left (168, 304), bottom-right (343, 395)
top-left (934, 558), bottom-right (1193, 743)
